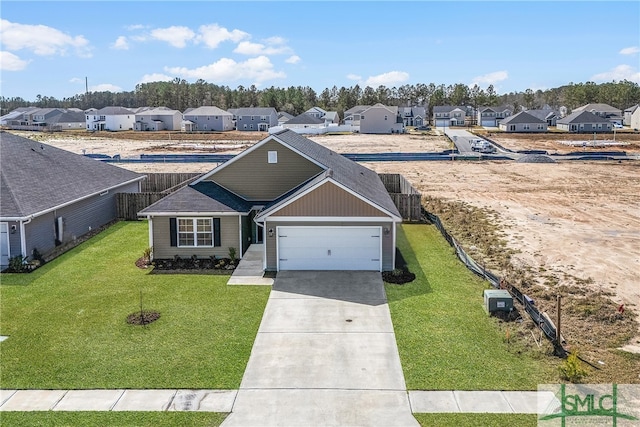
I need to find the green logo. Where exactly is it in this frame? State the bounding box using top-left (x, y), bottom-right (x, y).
top-left (539, 384), bottom-right (638, 426)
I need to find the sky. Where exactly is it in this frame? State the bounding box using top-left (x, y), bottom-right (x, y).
top-left (1, 1), bottom-right (639, 101)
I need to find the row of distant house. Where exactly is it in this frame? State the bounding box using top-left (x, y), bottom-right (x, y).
top-left (2, 103), bottom-right (639, 134)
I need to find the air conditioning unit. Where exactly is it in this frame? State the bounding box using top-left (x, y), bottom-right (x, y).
top-left (484, 289), bottom-right (513, 314)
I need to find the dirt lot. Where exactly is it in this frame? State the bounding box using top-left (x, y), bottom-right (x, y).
top-left (7, 129), bottom-right (640, 360)
top-left (476, 130), bottom-right (640, 154)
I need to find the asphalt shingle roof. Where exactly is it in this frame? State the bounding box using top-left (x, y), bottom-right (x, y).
top-left (500, 111), bottom-right (545, 125)
top-left (183, 106), bottom-right (231, 116)
top-left (285, 113), bottom-right (325, 125)
top-left (557, 111), bottom-right (611, 124)
top-left (1, 132), bottom-right (144, 218)
top-left (139, 181), bottom-right (253, 214)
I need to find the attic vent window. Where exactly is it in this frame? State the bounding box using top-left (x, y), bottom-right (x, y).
top-left (268, 151), bottom-right (278, 164)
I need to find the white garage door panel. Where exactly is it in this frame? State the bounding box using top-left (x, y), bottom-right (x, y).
top-left (482, 120), bottom-right (495, 127)
top-left (278, 227), bottom-right (381, 271)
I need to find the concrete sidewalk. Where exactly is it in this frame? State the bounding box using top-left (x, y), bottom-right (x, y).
top-left (0, 389), bottom-right (556, 414)
top-left (227, 244), bottom-right (273, 285)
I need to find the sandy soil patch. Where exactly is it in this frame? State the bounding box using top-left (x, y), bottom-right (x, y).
top-left (479, 131), bottom-right (640, 155)
top-left (366, 160), bottom-right (640, 322)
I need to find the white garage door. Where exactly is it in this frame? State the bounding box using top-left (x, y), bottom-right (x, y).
top-left (278, 226), bottom-right (381, 271)
top-left (435, 119), bottom-right (448, 128)
top-left (482, 120), bottom-right (495, 127)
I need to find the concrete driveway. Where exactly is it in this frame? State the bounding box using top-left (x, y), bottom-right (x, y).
top-left (222, 271), bottom-right (418, 427)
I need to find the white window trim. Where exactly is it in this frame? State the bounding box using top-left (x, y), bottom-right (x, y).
top-left (177, 217), bottom-right (214, 248)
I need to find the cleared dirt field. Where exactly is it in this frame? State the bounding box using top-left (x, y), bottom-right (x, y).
top-left (476, 130), bottom-right (640, 155)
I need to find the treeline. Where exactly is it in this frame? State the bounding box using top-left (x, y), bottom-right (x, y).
top-left (1, 79), bottom-right (639, 117)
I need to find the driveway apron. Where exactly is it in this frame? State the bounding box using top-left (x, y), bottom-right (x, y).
top-left (222, 271), bottom-right (418, 427)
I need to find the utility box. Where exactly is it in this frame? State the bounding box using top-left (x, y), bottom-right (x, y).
top-left (484, 289), bottom-right (513, 313)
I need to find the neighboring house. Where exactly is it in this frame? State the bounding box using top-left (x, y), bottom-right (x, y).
top-left (45, 110), bottom-right (86, 130)
top-left (398, 106), bottom-right (427, 127)
top-left (623, 105), bottom-right (639, 126)
top-left (281, 113), bottom-right (326, 130)
top-left (138, 130), bottom-right (401, 272)
top-left (0, 107), bottom-right (38, 126)
top-left (359, 104), bottom-right (404, 134)
top-left (526, 109), bottom-right (559, 127)
top-left (556, 111), bottom-right (613, 132)
top-left (630, 107), bottom-right (640, 130)
top-left (304, 107), bottom-right (327, 119)
top-left (134, 107), bottom-right (182, 131)
top-left (432, 106), bottom-right (466, 127)
top-left (277, 111), bottom-right (294, 126)
top-left (323, 111), bottom-right (340, 125)
top-left (3, 108), bottom-right (74, 131)
top-left (0, 132), bottom-right (145, 268)
top-left (477, 106), bottom-right (512, 127)
top-left (343, 105), bottom-right (370, 127)
top-left (573, 103), bottom-right (622, 124)
top-left (499, 111), bottom-right (547, 132)
top-left (86, 106), bottom-right (135, 131)
top-left (182, 106), bottom-right (234, 132)
top-left (231, 107), bottom-right (278, 131)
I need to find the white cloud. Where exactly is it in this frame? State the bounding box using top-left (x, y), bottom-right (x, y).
top-left (363, 71), bottom-right (410, 87)
top-left (619, 46), bottom-right (639, 55)
top-left (165, 55), bottom-right (285, 84)
top-left (591, 64), bottom-right (640, 83)
top-left (69, 77), bottom-right (84, 84)
top-left (150, 26), bottom-right (195, 48)
top-left (347, 74), bottom-right (362, 81)
top-left (285, 55), bottom-right (301, 64)
top-left (112, 36), bottom-right (129, 50)
top-left (196, 24), bottom-right (249, 49)
top-left (471, 70), bottom-right (509, 86)
top-left (0, 51), bottom-right (30, 71)
top-left (0, 19), bottom-right (91, 57)
top-left (234, 40), bottom-right (292, 55)
top-left (138, 73), bottom-right (174, 84)
top-left (89, 83), bottom-right (123, 93)
top-left (126, 24), bottom-right (146, 31)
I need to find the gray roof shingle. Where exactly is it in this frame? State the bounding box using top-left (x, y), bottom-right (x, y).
top-left (500, 111), bottom-right (545, 125)
top-left (139, 181), bottom-right (253, 214)
top-left (285, 113), bottom-right (325, 125)
top-left (1, 132), bottom-right (144, 218)
top-left (557, 111), bottom-right (611, 124)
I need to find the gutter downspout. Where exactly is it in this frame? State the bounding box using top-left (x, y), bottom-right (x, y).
top-left (19, 217), bottom-right (32, 258)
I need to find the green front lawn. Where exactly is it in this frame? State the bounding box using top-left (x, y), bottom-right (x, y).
top-left (414, 413), bottom-right (538, 427)
top-left (387, 224), bottom-right (556, 390)
top-left (0, 412), bottom-right (226, 427)
top-left (0, 221), bottom-right (270, 389)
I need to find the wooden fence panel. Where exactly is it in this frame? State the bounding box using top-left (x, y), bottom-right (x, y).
top-left (140, 173), bottom-right (202, 192)
top-left (116, 193), bottom-right (165, 220)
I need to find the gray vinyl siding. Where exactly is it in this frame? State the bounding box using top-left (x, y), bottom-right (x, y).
top-left (208, 139), bottom-right (324, 201)
top-left (7, 221), bottom-right (23, 258)
top-left (236, 112), bottom-right (277, 131)
top-left (276, 182), bottom-right (388, 217)
top-left (360, 107), bottom-right (403, 134)
top-left (184, 114), bottom-right (233, 132)
top-left (264, 220), bottom-right (395, 271)
top-left (499, 123), bottom-right (547, 132)
top-left (557, 122), bottom-right (612, 132)
top-left (24, 213), bottom-right (57, 257)
top-left (151, 215), bottom-right (241, 259)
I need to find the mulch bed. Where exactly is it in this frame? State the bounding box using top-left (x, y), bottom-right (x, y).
top-left (126, 310), bottom-right (160, 326)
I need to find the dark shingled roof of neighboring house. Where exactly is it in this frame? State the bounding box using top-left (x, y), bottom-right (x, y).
top-left (1, 132), bottom-right (144, 219)
top-left (500, 111), bottom-right (546, 125)
top-left (557, 111), bottom-right (612, 124)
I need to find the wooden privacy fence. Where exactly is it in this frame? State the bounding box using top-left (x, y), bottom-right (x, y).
top-left (378, 173), bottom-right (422, 222)
top-left (140, 172), bottom-right (202, 193)
top-left (116, 193), bottom-right (165, 221)
top-left (118, 172), bottom-right (422, 222)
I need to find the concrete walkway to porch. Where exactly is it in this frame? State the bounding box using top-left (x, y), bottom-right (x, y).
top-left (226, 244), bottom-right (273, 286)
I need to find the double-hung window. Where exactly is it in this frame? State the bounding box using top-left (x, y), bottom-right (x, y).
top-left (178, 218), bottom-right (213, 247)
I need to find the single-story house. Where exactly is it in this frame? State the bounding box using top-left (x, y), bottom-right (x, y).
top-left (277, 111), bottom-right (294, 126)
top-left (556, 111), bottom-right (612, 132)
top-left (139, 129), bottom-right (402, 272)
top-left (182, 106), bottom-right (234, 132)
top-left (499, 111), bottom-right (547, 132)
top-left (359, 104), bottom-right (404, 134)
top-left (525, 109), bottom-right (559, 127)
top-left (629, 106), bottom-right (640, 130)
top-left (0, 132), bottom-right (145, 268)
top-left (281, 113), bottom-right (326, 131)
top-left (573, 103), bottom-right (622, 124)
